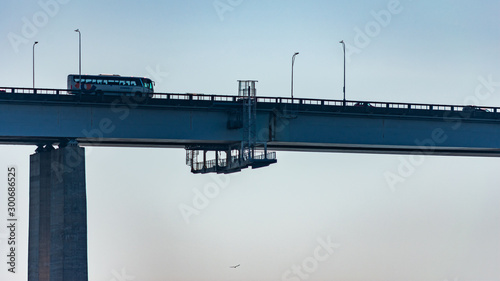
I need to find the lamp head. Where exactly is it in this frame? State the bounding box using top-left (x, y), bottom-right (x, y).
top-left (34, 41), bottom-right (38, 45)
top-left (75, 29), bottom-right (80, 32)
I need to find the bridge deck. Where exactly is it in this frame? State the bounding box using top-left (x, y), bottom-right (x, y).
top-left (1, 87), bottom-right (499, 157)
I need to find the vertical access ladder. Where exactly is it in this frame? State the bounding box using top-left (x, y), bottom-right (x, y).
top-left (185, 80), bottom-right (277, 174)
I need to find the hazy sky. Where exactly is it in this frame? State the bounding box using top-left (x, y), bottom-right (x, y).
top-left (1, 0), bottom-right (500, 280)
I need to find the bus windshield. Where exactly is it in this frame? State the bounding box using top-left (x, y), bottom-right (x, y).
top-left (143, 79), bottom-right (154, 91)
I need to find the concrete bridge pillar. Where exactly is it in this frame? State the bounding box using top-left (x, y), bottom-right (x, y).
top-left (28, 143), bottom-right (88, 281)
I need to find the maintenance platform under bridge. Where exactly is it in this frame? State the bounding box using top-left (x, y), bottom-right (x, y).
top-left (185, 81), bottom-right (277, 174)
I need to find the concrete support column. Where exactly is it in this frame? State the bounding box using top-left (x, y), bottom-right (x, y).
top-left (28, 144), bottom-right (88, 281)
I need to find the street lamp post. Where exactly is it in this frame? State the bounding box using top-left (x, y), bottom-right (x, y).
top-left (33, 41), bottom-right (38, 88)
top-left (291, 52), bottom-right (299, 99)
top-left (75, 29), bottom-right (81, 87)
top-left (339, 40), bottom-right (346, 105)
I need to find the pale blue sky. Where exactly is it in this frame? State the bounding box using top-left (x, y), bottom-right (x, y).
top-left (1, 1), bottom-right (499, 280)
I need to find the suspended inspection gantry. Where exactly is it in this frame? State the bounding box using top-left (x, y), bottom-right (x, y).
top-left (185, 81), bottom-right (277, 174)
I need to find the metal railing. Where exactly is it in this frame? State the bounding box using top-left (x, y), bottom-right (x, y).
top-left (189, 150), bottom-right (276, 172)
top-left (0, 87), bottom-right (73, 95)
top-left (254, 151), bottom-right (277, 160)
top-left (1, 86), bottom-right (499, 115)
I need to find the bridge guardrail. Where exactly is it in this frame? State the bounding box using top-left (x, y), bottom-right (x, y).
top-left (0, 87), bottom-right (72, 95)
top-left (0, 86), bottom-right (498, 115)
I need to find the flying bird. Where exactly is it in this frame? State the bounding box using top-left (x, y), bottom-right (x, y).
top-left (229, 264), bottom-right (240, 268)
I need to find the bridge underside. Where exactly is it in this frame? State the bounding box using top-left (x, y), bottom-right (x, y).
top-left (269, 142), bottom-right (500, 157)
top-left (3, 138), bottom-right (500, 158)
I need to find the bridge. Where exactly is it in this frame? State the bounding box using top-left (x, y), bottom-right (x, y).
top-left (2, 85), bottom-right (500, 153)
top-left (1, 82), bottom-right (500, 280)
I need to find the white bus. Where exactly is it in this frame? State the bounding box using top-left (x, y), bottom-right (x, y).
top-left (67, 74), bottom-right (154, 96)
